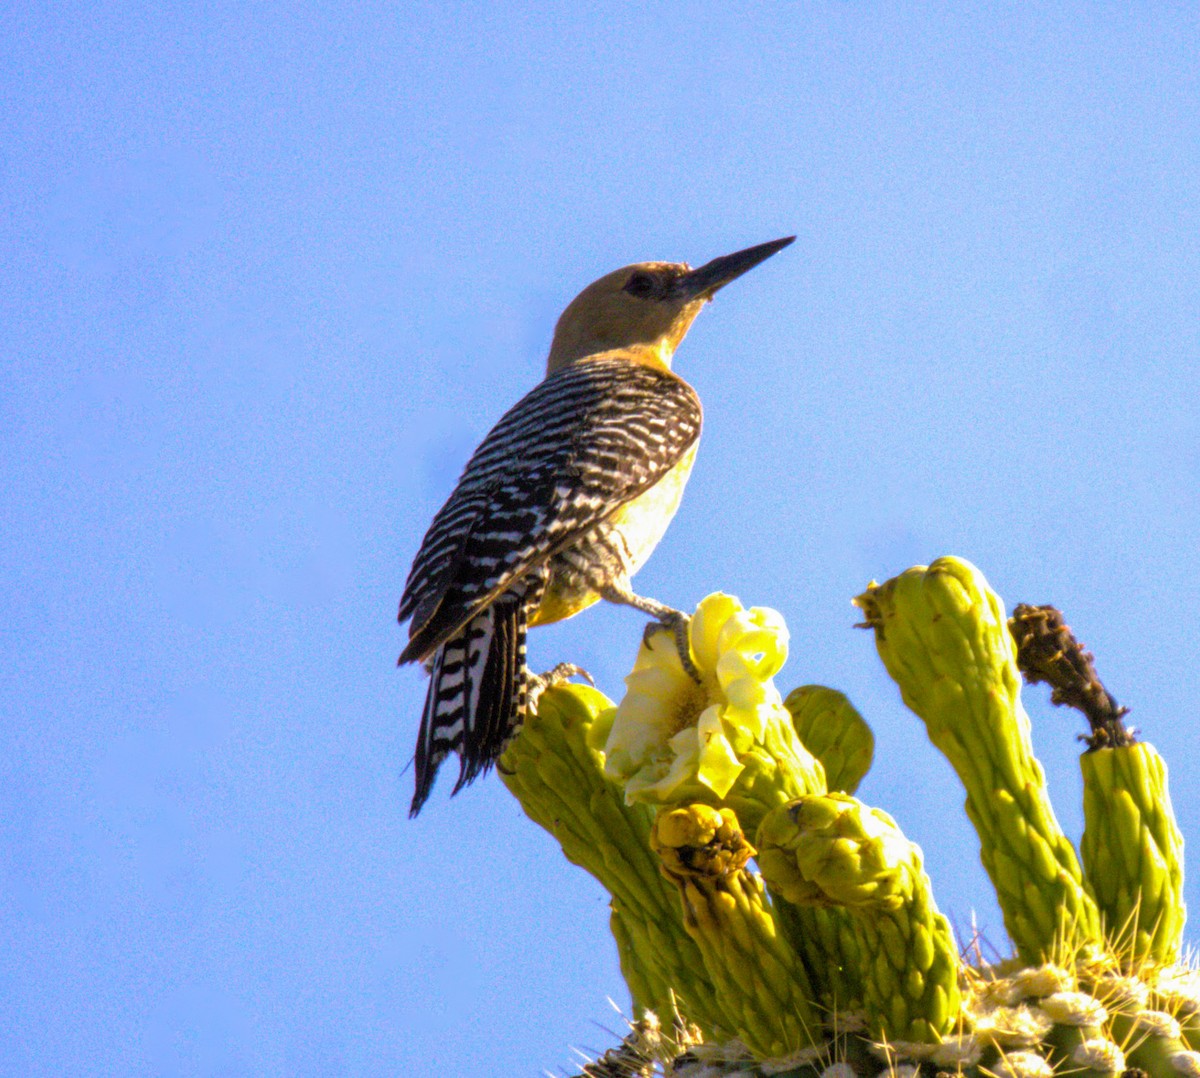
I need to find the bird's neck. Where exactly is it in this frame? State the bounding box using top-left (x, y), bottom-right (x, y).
top-left (546, 339), bottom-right (676, 375)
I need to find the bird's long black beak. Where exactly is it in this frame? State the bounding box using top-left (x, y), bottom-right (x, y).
top-left (675, 235), bottom-right (795, 300)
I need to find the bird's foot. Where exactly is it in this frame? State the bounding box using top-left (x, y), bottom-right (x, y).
top-left (644, 610), bottom-right (701, 683)
top-left (526, 661), bottom-right (594, 715)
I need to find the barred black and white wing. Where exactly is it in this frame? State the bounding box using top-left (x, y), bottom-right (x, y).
top-left (398, 356), bottom-right (703, 663)
top-left (399, 356), bottom-right (702, 815)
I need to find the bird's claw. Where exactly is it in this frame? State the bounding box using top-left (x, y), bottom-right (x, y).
top-left (645, 611), bottom-right (701, 683)
top-left (544, 661), bottom-right (594, 688)
top-left (527, 661), bottom-right (594, 714)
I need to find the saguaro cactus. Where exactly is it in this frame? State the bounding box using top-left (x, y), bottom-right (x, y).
top-left (490, 560), bottom-right (1193, 1078)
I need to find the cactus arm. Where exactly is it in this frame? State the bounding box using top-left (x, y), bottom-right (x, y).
top-left (756, 794), bottom-right (961, 1043)
top-left (499, 684), bottom-right (728, 1034)
top-left (783, 686), bottom-right (874, 795)
top-left (1080, 743), bottom-right (1186, 963)
top-left (650, 804), bottom-right (824, 1059)
top-left (854, 558), bottom-right (1101, 961)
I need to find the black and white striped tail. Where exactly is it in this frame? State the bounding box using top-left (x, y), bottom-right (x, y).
top-left (409, 569), bottom-right (547, 816)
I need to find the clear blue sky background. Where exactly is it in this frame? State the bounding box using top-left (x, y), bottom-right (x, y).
top-left (3, 5), bottom-right (1198, 1075)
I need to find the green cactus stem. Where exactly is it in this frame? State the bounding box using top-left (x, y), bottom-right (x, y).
top-left (1010, 604), bottom-right (1187, 964)
top-left (721, 709), bottom-right (828, 842)
top-left (498, 684), bottom-right (728, 1036)
top-left (1080, 744), bottom-right (1187, 964)
top-left (771, 690), bottom-right (875, 1016)
top-left (854, 557), bottom-right (1101, 962)
top-left (650, 803), bottom-right (824, 1059)
top-left (756, 793), bottom-right (961, 1043)
top-left (783, 686), bottom-right (874, 796)
top-left (769, 891), bottom-right (867, 1020)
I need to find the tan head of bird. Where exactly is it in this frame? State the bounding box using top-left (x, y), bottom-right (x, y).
top-left (547, 236), bottom-right (795, 373)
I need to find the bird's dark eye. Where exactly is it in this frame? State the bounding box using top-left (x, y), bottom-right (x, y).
top-left (624, 273), bottom-right (656, 298)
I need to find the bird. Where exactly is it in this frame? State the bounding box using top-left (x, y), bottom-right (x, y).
top-left (399, 235), bottom-right (795, 815)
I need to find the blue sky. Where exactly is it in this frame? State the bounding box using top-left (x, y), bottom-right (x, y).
top-left (3, 4), bottom-right (1198, 1075)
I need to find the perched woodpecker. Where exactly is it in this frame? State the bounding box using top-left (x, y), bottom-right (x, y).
top-left (399, 235), bottom-right (794, 815)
